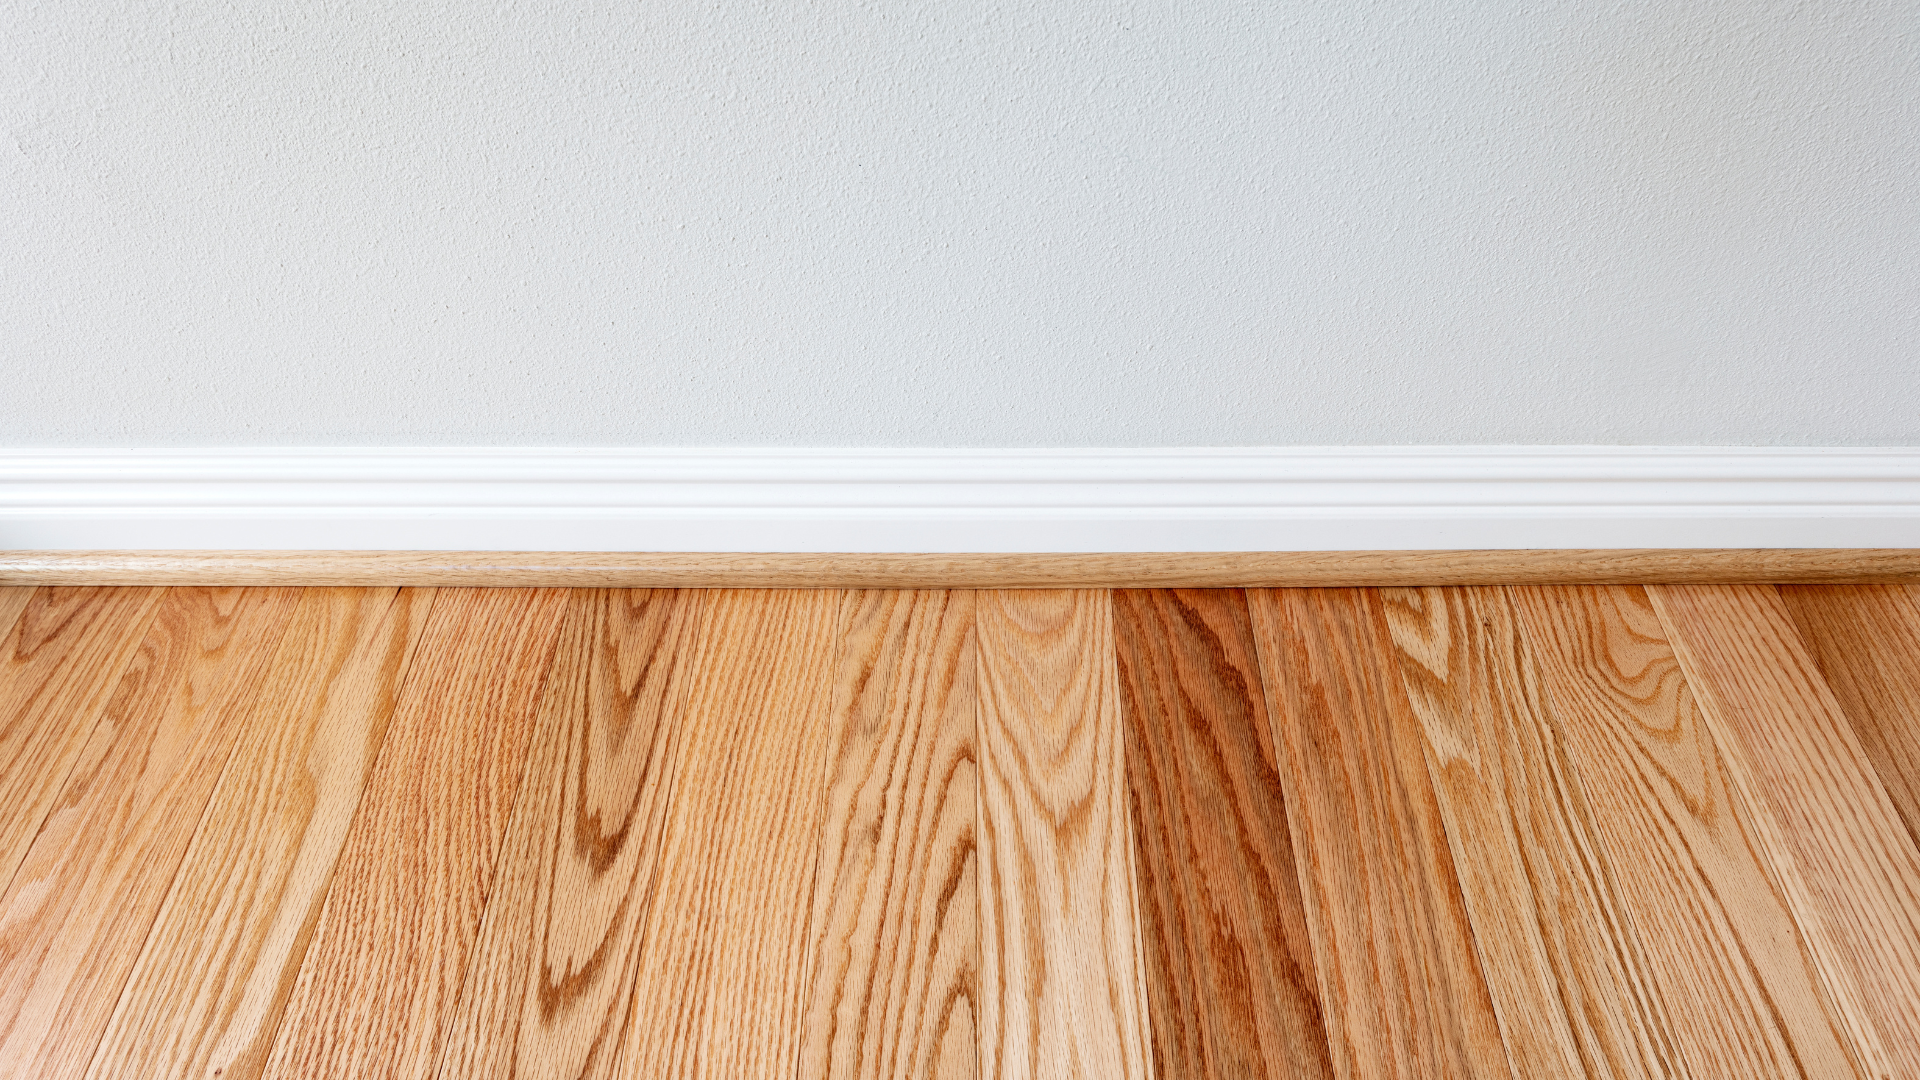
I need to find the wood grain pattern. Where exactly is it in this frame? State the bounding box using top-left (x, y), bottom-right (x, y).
top-left (1113, 588), bottom-right (1333, 1080)
top-left (0, 587), bottom-right (165, 896)
top-left (1246, 588), bottom-right (1511, 1080)
top-left (11, 582), bottom-right (1920, 1077)
top-left (1778, 585), bottom-right (1920, 850)
top-left (802, 590), bottom-right (979, 1080)
top-left (0, 588), bottom-right (31, 641)
top-left (1378, 586), bottom-right (1672, 1079)
top-left (0, 586), bottom-right (302, 1079)
top-left (610, 588), bottom-right (850, 1078)
top-left (6, 549), bottom-right (1920, 588)
top-left (976, 589), bottom-right (1153, 1080)
top-left (82, 587), bottom-right (434, 1080)
top-left (260, 587), bottom-right (570, 1080)
top-left (1509, 585), bottom-right (1862, 1079)
top-left (434, 588), bottom-right (704, 1080)
top-left (1650, 584), bottom-right (1920, 1078)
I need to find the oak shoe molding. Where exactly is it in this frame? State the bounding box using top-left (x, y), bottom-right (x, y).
top-left (2, 550), bottom-right (1918, 588)
top-left (3, 446), bottom-right (1919, 555)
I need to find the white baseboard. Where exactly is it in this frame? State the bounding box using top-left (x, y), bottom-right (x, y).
top-left (3, 447), bottom-right (1918, 552)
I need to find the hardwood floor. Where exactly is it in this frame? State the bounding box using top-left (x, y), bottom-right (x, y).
top-left (438, 588), bottom-right (702, 1080)
top-left (1250, 588), bottom-right (1510, 1080)
top-left (263, 588), bottom-right (570, 1079)
top-left (1375, 587), bottom-right (1670, 1080)
top-left (974, 589), bottom-right (1154, 1080)
top-left (1, 584), bottom-right (1917, 1078)
top-left (804, 590), bottom-right (978, 1080)
top-left (1, 588), bottom-right (301, 1078)
top-left (1115, 589), bottom-right (1331, 1080)
top-left (1511, 586), bottom-right (1858, 1078)
top-left (90, 587), bottom-right (430, 1079)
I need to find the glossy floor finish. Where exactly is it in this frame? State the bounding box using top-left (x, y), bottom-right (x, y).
top-left (0, 584), bottom-right (1917, 1079)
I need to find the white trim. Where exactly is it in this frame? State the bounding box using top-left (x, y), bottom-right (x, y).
top-left (3, 447), bottom-right (1918, 552)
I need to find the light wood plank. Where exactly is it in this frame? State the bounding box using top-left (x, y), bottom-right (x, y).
top-left (1246, 588), bottom-right (1512, 1080)
top-left (1378, 587), bottom-right (1674, 1079)
top-left (260, 587), bottom-right (570, 1080)
top-left (1113, 588), bottom-right (1334, 1080)
top-left (802, 589), bottom-right (979, 1080)
top-left (1779, 584), bottom-right (1920, 849)
top-left (6, 549), bottom-right (1920, 588)
top-left (434, 589), bottom-right (704, 1080)
top-left (976, 589), bottom-right (1153, 1080)
top-left (0, 586), bottom-right (302, 1079)
top-left (0, 587), bottom-right (166, 896)
top-left (82, 587), bottom-right (434, 1080)
top-left (610, 588), bottom-right (850, 1077)
top-left (1509, 585), bottom-right (1863, 1078)
top-left (0, 588), bottom-right (32, 641)
top-left (1649, 584), bottom-right (1920, 1079)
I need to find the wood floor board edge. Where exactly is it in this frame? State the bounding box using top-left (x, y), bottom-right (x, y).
top-left (4, 549), bottom-right (1919, 587)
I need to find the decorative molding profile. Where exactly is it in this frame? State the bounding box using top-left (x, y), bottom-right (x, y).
top-left (2, 446), bottom-right (1919, 553)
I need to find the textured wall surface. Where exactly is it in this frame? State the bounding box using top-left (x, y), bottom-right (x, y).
top-left (3, 0), bottom-right (1915, 447)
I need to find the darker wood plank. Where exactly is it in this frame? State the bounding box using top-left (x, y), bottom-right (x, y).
top-left (434, 588), bottom-right (704, 1080)
top-left (803, 589), bottom-right (979, 1080)
top-left (260, 587), bottom-right (570, 1080)
top-left (0, 586), bottom-right (303, 1079)
top-left (1114, 588), bottom-right (1333, 1080)
top-left (1246, 588), bottom-right (1512, 1080)
top-left (1778, 584), bottom-right (1920, 852)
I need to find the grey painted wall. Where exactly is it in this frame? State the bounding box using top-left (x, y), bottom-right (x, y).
top-left (4, 0), bottom-right (1915, 447)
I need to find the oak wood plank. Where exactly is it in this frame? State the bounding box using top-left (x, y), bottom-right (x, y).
top-left (434, 589), bottom-right (704, 1080)
top-left (1374, 588), bottom-right (1674, 1076)
top-left (802, 590), bottom-right (980, 1080)
top-left (259, 587), bottom-right (570, 1080)
top-left (1114, 588), bottom-right (1333, 1080)
top-left (610, 588), bottom-right (850, 1078)
top-left (1778, 585), bottom-right (1920, 850)
top-left (1510, 585), bottom-right (1862, 1078)
top-left (1649, 584), bottom-right (1920, 1078)
top-left (976, 589), bottom-right (1153, 1080)
top-left (0, 588), bottom-right (31, 641)
top-left (81, 587), bottom-right (434, 1080)
top-left (0, 586), bottom-right (303, 1079)
top-left (1246, 588), bottom-right (1512, 1080)
top-left (8, 549), bottom-right (1920, 588)
top-left (0, 587), bottom-right (166, 896)
top-left (1378, 587), bottom-right (1674, 1079)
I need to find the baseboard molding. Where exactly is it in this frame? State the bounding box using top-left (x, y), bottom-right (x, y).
top-left (4, 548), bottom-right (1918, 587)
top-left (4, 447), bottom-right (1920, 553)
